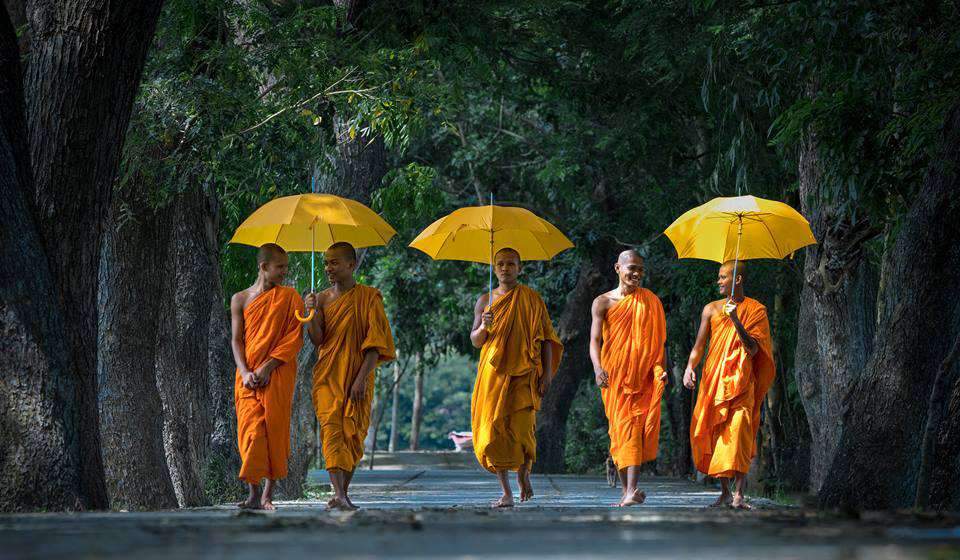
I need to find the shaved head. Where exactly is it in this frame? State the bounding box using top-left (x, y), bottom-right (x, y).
top-left (721, 260), bottom-right (745, 282)
top-left (327, 241), bottom-right (357, 264)
top-left (495, 247), bottom-right (521, 264)
top-left (617, 249), bottom-right (644, 265)
top-left (257, 243), bottom-right (287, 265)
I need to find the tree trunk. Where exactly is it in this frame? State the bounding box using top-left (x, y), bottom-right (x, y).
top-left (924, 365), bottom-right (960, 511)
top-left (154, 184), bottom-right (216, 507)
top-left (204, 271), bottom-right (243, 504)
top-left (388, 360), bottom-right (400, 453)
top-left (23, 0), bottom-right (165, 509)
top-left (794, 126), bottom-right (878, 494)
top-left (535, 246), bottom-right (612, 473)
top-left (664, 342), bottom-right (693, 476)
top-left (410, 354), bottom-right (423, 451)
top-left (818, 105), bottom-right (960, 510)
top-left (0, 8), bottom-right (81, 511)
top-left (96, 179), bottom-right (178, 510)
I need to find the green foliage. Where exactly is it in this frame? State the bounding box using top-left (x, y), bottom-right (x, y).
top-left (564, 380), bottom-right (609, 475)
top-left (128, 0), bottom-right (959, 479)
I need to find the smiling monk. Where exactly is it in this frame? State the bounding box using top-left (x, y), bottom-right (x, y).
top-left (470, 247), bottom-right (563, 508)
top-left (230, 243), bottom-right (305, 510)
top-left (589, 250), bottom-right (667, 507)
top-left (308, 242), bottom-right (395, 511)
top-left (683, 261), bottom-right (775, 510)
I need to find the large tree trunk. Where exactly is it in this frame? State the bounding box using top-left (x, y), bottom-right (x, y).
top-left (794, 127), bottom-right (879, 493)
top-left (924, 363), bottom-right (960, 511)
top-left (154, 185), bottom-right (216, 507)
top-left (204, 267), bottom-right (243, 504)
top-left (96, 179), bottom-right (178, 510)
top-left (23, 0), bottom-right (165, 509)
top-left (0, 8), bottom-right (81, 512)
top-left (535, 246), bottom-right (612, 473)
top-left (818, 105), bottom-right (960, 510)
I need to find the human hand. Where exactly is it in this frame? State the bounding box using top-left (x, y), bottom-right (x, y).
top-left (538, 374), bottom-right (552, 397)
top-left (594, 368), bottom-right (609, 388)
top-left (683, 366), bottom-right (697, 389)
top-left (481, 311), bottom-right (494, 331)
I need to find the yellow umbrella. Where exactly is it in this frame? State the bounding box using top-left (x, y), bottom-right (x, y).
top-left (409, 197), bottom-right (574, 301)
top-left (230, 192), bottom-right (396, 322)
top-left (664, 195), bottom-right (816, 299)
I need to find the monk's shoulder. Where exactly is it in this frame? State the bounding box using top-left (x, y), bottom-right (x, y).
top-left (705, 299), bottom-right (725, 316)
top-left (231, 287), bottom-right (254, 310)
top-left (593, 291), bottom-right (615, 312)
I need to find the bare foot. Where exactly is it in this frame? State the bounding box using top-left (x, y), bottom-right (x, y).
top-left (345, 495), bottom-right (359, 509)
top-left (238, 486), bottom-right (262, 509)
top-left (709, 493), bottom-right (732, 508)
top-left (518, 472), bottom-right (534, 502)
top-left (237, 497), bottom-right (261, 510)
top-left (731, 495), bottom-right (752, 510)
top-left (327, 497), bottom-right (358, 511)
top-left (260, 499), bottom-right (276, 511)
top-left (619, 490), bottom-right (646, 507)
top-left (491, 495), bottom-right (514, 508)
top-left (326, 496), bottom-right (337, 508)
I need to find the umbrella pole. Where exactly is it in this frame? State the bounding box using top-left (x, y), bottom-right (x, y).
top-left (730, 217), bottom-right (743, 303)
top-left (488, 192), bottom-right (494, 306)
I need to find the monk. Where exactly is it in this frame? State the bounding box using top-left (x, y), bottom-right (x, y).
top-left (589, 250), bottom-right (667, 507)
top-left (470, 247), bottom-right (563, 508)
top-left (682, 261), bottom-right (775, 509)
top-left (308, 242), bottom-right (395, 511)
top-left (230, 243), bottom-right (307, 510)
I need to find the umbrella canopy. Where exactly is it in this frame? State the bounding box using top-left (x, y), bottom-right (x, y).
top-left (229, 193), bottom-right (395, 322)
top-left (229, 193), bottom-right (396, 251)
top-left (664, 195), bottom-right (816, 263)
top-left (409, 204), bottom-right (573, 264)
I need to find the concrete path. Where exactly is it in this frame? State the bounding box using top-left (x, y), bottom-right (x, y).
top-left (2, 459), bottom-right (959, 559)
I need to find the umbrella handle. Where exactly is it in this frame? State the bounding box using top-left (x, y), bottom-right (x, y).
top-left (296, 309), bottom-right (316, 323)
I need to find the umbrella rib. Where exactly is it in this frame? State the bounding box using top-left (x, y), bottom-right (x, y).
top-left (759, 219), bottom-right (784, 258)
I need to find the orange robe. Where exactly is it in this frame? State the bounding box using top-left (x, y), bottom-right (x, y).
top-left (471, 285), bottom-right (563, 473)
top-left (600, 288), bottom-right (667, 469)
top-left (312, 284), bottom-right (395, 472)
top-left (235, 286), bottom-right (304, 484)
top-left (690, 297), bottom-right (775, 478)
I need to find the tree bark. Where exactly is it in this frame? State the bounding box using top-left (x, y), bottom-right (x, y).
top-left (96, 179), bottom-right (178, 510)
top-left (818, 105), bottom-right (960, 510)
top-left (0, 7), bottom-right (81, 511)
top-left (23, 0), bottom-right (165, 509)
top-left (410, 354), bottom-right (423, 451)
top-left (794, 127), bottom-right (878, 494)
top-left (204, 268), bottom-right (243, 504)
top-left (535, 245), bottom-right (612, 473)
top-left (154, 184), bottom-right (216, 507)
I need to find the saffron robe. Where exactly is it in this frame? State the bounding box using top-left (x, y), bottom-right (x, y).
top-left (312, 284), bottom-right (395, 471)
top-left (600, 288), bottom-right (667, 469)
top-left (235, 286), bottom-right (304, 484)
top-left (471, 284), bottom-right (563, 473)
top-left (690, 297), bottom-right (775, 477)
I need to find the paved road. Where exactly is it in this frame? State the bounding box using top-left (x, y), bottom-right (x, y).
top-left (2, 465), bottom-right (959, 559)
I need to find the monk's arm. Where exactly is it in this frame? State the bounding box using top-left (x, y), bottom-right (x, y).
top-left (349, 348), bottom-right (380, 401)
top-left (305, 293), bottom-right (325, 347)
top-left (683, 304), bottom-right (713, 388)
top-left (230, 294), bottom-right (254, 387)
top-left (729, 313), bottom-right (759, 357)
top-left (469, 294), bottom-right (490, 348)
top-left (588, 297), bottom-right (608, 387)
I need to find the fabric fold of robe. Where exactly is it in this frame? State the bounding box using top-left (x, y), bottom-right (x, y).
top-left (235, 286), bottom-right (304, 484)
top-left (471, 284), bottom-right (564, 473)
top-left (690, 297), bottom-right (775, 478)
top-left (600, 288), bottom-right (667, 469)
top-left (312, 284), bottom-right (396, 472)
